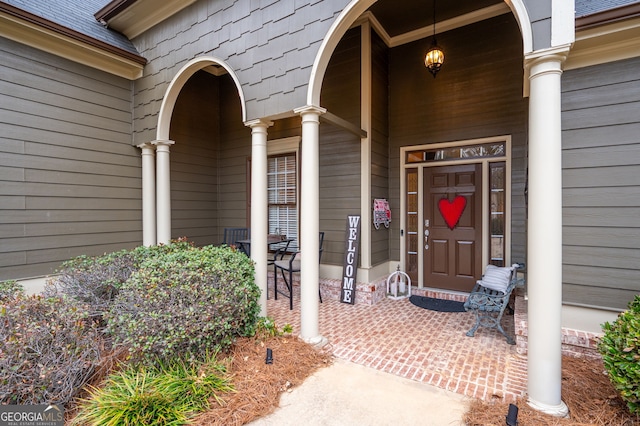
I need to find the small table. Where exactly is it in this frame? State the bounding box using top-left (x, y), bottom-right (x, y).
top-left (236, 235), bottom-right (294, 257)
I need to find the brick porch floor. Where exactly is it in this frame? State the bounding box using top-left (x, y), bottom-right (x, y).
top-left (265, 278), bottom-right (528, 403)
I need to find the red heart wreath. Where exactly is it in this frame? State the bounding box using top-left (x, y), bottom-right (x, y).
top-left (438, 196), bottom-right (467, 230)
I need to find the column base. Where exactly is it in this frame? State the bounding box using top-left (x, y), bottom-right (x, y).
top-left (527, 398), bottom-right (569, 418)
top-left (301, 334), bottom-right (328, 349)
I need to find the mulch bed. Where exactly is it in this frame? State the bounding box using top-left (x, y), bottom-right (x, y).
top-left (191, 335), bottom-right (332, 426)
top-left (195, 339), bottom-right (637, 426)
top-left (70, 336), bottom-right (637, 425)
top-left (463, 356), bottom-right (639, 425)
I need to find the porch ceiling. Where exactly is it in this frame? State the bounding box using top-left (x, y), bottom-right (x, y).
top-left (368, 0), bottom-right (504, 38)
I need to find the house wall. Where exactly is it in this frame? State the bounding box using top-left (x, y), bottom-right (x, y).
top-left (129, 0), bottom-right (552, 145)
top-left (218, 73), bottom-right (252, 235)
top-left (168, 70), bottom-right (220, 246)
top-left (130, 0), bottom-right (354, 145)
top-left (318, 27), bottom-right (362, 266)
top-left (0, 37), bottom-right (141, 281)
top-left (561, 56), bottom-right (640, 311)
top-left (387, 14), bottom-right (528, 264)
top-left (370, 30), bottom-right (391, 266)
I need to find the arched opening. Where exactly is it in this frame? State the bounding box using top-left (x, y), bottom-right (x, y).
top-left (308, 0), bottom-right (533, 107)
top-left (157, 57), bottom-right (246, 140)
top-left (154, 57), bottom-right (249, 245)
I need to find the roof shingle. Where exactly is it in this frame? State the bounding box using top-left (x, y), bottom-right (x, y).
top-left (1, 0), bottom-right (140, 55)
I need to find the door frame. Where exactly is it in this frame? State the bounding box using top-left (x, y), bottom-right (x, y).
top-left (400, 135), bottom-right (512, 291)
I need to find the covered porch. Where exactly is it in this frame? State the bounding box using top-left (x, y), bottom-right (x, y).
top-left (265, 278), bottom-right (528, 402)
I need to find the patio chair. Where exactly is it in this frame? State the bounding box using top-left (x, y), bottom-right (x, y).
top-left (223, 227), bottom-right (250, 254)
top-left (273, 232), bottom-right (324, 310)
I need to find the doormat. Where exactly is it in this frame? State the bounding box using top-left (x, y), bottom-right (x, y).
top-left (409, 295), bottom-right (466, 312)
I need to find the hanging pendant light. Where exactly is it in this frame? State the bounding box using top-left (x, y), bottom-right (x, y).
top-left (424, 0), bottom-right (444, 77)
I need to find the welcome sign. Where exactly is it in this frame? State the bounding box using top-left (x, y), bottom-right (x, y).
top-left (340, 215), bottom-right (360, 304)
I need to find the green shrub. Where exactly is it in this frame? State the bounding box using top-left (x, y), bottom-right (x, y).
top-left (105, 244), bottom-right (260, 364)
top-left (45, 240), bottom-right (195, 322)
top-left (0, 293), bottom-right (103, 405)
top-left (72, 354), bottom-right (232, 425)
top-left (598, 295), bottom-right (640, 414)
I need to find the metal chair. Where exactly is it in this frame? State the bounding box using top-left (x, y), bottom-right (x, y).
top-left (273, 232), bottom-right (324, 310)
top-left (223, 228), bottom-right (250, 254)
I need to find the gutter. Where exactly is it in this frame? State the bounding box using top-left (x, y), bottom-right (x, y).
top-left (95, 0), bottom-right (139, 24)
top-left (576, 2), bottom-right (640, 30)
top-left (0, 1), bottom-right (146, 66)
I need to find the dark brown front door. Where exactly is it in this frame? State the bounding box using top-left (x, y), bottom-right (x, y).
top-left (424, 164), bottom-right (482, 292)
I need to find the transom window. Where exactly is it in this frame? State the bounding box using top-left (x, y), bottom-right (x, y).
top-left (405, 142), bottom-right (505, 164)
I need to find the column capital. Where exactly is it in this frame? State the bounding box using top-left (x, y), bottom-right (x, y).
top-left (244, 118), bottom-right (273, 129)
top-left (137, 142), bottom-right (156, 150)
top-left (294, 105), bottom-right (327, 117)
top-left (524, 45), bottom-right (571, 77)
top-left (151, 139), bottom-right (175, 147)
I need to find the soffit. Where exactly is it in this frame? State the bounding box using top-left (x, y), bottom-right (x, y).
top-left (0, 3), bottom-right (145, 80)
top-left (368, 0), bottom-right (504, 38)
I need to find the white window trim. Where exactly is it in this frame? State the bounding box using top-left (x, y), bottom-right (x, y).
top-left (267, 136), bottom-right (301, 241)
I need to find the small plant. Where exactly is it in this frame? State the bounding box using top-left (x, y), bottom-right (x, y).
top-left (73, 354), bottom-right (233, 425)
top-left (0, 280), bottom-right (23, 301)
top-left (73, 368), bottom-right (187, 426)
top-left (255, 317), bottom-right (293, 338)
top-left (0, 292), bottom-right (103, 405)
top-left (106, 244), bottom-right (260, 364)
top-left (598, 295), bottom-right (640, 414)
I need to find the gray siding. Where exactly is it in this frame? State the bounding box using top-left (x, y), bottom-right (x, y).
top-left (319, 28), bottom-right (362, 266)
top-left (217, 74), bottom-right (251, 235)
top-left (562, 56), bottom-right (640, 310)
top-left (0, 38), bottom-right (140, 280)
top-left (387, 14), bottom-right (528, 263)
top-left (131, 0), bottom-right (353, 145)
top-left (370, 29), bottom-right (390, 266)
top-left (169, 71), bottom-right (220, 245)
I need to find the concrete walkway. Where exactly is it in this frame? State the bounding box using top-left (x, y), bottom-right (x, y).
top-left (247, 358), bottom-right (470, 426)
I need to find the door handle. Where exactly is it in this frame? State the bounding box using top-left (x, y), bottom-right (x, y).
top-left (424, 223), bottom-right (429, 250)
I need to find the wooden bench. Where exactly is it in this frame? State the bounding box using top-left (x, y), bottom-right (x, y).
top-left (463, 264), bottom-right (524, 345)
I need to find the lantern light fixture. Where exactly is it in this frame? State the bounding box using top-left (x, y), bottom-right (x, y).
top-left (424, 0), bottom-right (444, 77)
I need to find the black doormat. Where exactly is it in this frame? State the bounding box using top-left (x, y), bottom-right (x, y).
top-left (409, 295), bottom-right (466, 312)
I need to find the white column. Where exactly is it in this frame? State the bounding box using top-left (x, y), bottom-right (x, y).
top-left (152, 140), bottom-right (175, 245)
top-left (138, 143), bottom-right (156, 246)
top-left (246, 119), bottom-right (273, 317)
top-left (294, 105), bottom-right (326, 344)
top-left (526, 51), bottom-right (569, 417)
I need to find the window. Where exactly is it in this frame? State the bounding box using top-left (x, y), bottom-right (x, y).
top-left (268, 153), bottom-right (298, 243)
top-left (489, 162), bottom-right (506, 267)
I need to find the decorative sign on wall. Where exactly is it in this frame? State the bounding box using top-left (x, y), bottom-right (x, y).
top-left (373, 198), bottom-right (391, 229)
top-left (340, 215), bottom-right (361, 304)
top-left (438, 195), bottom-right (467, 230)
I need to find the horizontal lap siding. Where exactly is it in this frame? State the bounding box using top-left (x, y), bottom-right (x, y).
top-left (562, 57), bottom-right (640, 310)
top-left (319, 28), bottom-right (361, 266)
top-left (218, 74), bottom-right (250, 238)
top-left (0, 38), bottom-right (140, 280)
top-left (388, 15), bottom-right (527, 265)
top-left (169, 71), bottom-right (220, 246)
top-left (371, 30), bottom-right (390, 266)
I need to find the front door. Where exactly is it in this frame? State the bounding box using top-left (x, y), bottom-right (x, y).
top-left (423, 164), bottom-right (482, 292)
